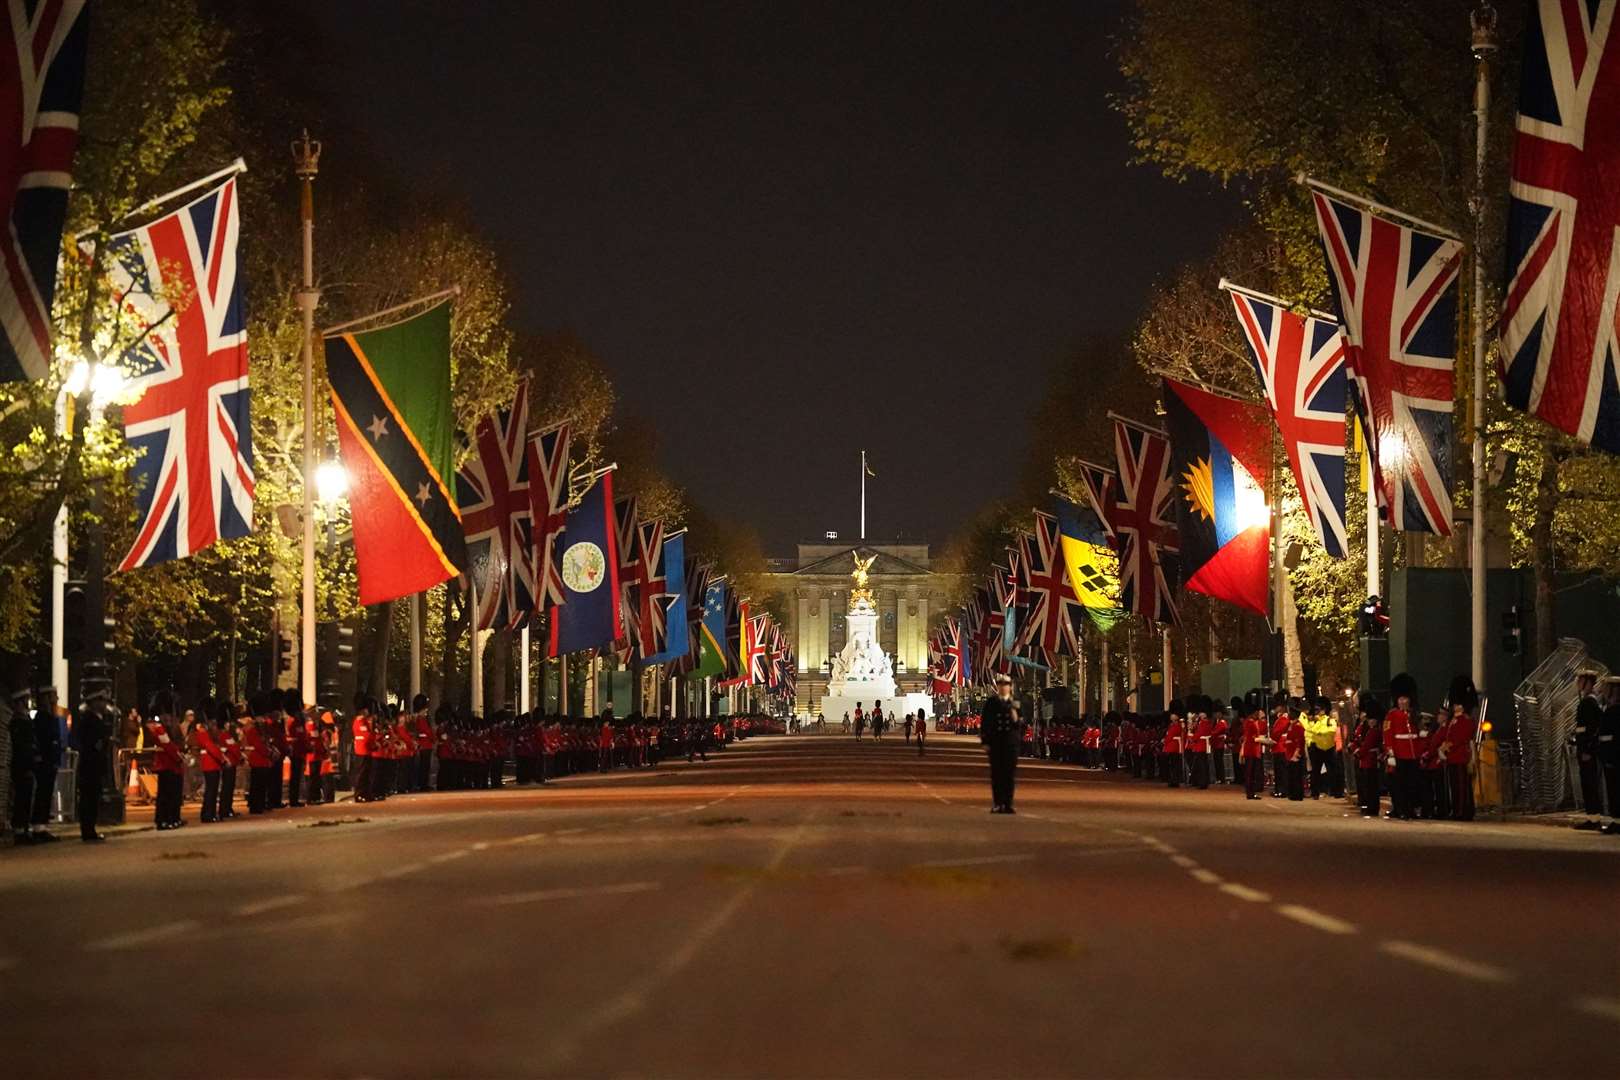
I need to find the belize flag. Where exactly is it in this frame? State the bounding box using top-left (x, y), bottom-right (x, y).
top-left (547, 467), bottom-right (624, 657)
top-left (1163, 379), bottom-right (1273, 616)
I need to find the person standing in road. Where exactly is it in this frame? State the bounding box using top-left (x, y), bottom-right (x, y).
top-left (190, 709), bottom-right (227, 822)
top-left (1269, 696), bottom-right (1291, 797)
top-left (854, 704), bottom-right (865, 741)
top-left (29, 688), bottom-right (62, 840)
top-left (146, 692), bottom-right (186, 830)
top-left (350, 698), bottom-right (373, 804)
top-left (1573, 668), bottom-right (1604, 831)
top-left (1283, 707), bottom-right (1307, 801)
top-left (72, 685), bottom-right (112, 842)
top-left (915, 709), bottom-right (927, 756)
top-left (219, 707), bottom-right (242, 818)
top-left (1442, 677), bottom-right (1478, 823)
top-left (1161, 702), bottom-right (1186, 789)
top-left (1352, 693), bottom-right (1383, 818)
top-left (981, 674), bottom-right (1022, 814)
top-left (1599, 676), bottom-right (1620, 835)
top-left (1240, 694), bottom-right (1267, 800)
top-left (1304, 698), bottom-right (1338, 799)
top-left (1385, 674), bottom-right (1421, 821)
top-left (903, 713), bottom-right (913, 744)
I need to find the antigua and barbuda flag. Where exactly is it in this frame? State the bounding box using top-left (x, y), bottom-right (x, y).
top-left (546, 466), bottom-right (624, 657)
top-left (327, 301), bottom-right (467, 605)
top-left (1163, 378), bottom-right (1273, 616)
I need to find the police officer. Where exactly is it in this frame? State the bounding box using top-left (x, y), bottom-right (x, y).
top-left (8, 686), bottom-right (37, 843)
top-left (72, 684), bottom-right (113, 842)
top-left (1573, 668), bottom-right (1604, 831)
top-left (981, 674), bottom-right (1022, 814)
top-left (29, 687), bottom-right (62, 840)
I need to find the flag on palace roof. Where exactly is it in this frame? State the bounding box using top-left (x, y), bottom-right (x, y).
top-left (326, 301), bottom-right (466, 605)
top-left (1228, 287), bottom-right (1349, 557)
top-left (1501, 0), bottom-right (1620, 453)
top-left (102, 176), bottom-right (253, 572)
top-left (0, 1), bottom-right (87, 382)
top-left (456, 380), bottom-right (533, 630)
top-left (1311, 183), bottom-right (1460, 535)
top-left (1111, 416), bottom-right (1181, 624)
top-left (1163, 379), bottom-right (1272, 617)
top-left (546, 467), bottom-right (624, 657)
top-left (525, 420), bottom-right (571, 610)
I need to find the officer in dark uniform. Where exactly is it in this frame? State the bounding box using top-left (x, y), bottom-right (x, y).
top-left (980, 674), bottom-right (1023, 814)
top-left (72, 685), bottom-right (113, 842)
top-left (1599, 676), bottom-right (1620, 836)
top-left (30, 687), bottom-right (62, 840)
top-left (1572, 668), bottom-right (1604, 831)
top-left (9, 686), bottom-right (38, 843)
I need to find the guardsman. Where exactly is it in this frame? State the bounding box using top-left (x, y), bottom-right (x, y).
top-left (1210, 703), bottom-right (1229, 785)
top-left (1573, 668), bottom-right (1603, 830)
top-left (598, 715), bottom-right (615, 771)
top-left (1269, 697), bottom-right (1291, 797)
top-left (981, 673), bottom-right (1022, 813)
top-left (1190, 699), bottom-right (1213, 789)
top-left (146, 692), bottom-right (186, 830)
top-left (351, 698), bottom-right (373, 803)
top-left (413, 696), bottom-right (434, 791)
top-left (394, 707), bottom-right (418, 794)
top-left (284, 692), bottom-right (307, 808)
top-left (242, 695), bottom-right (272, 814)
top-left (303, 706), bottom-right (327, 805)
top-left (915, 709), bottom-right (927, 757)
top-left (1352, 693), bottom-right (1383, 818)
top-left (1385, 673), bottom-right (1421, 821)
top-left (1417, 712), bottom-right (1445, 819)
top-left (71, 684), bottom-right (113, 842)
top-left (219, 709), bottom-right (242, 818)
top-left (1442, 677), bottom-right (1478, 822)
top-left (1240, 693), bottom-right (1267, 799)
top-left (1283, 706), bottom-right (1307, 801)
top-left (1161, 701), bottom-right (1186, 789)
top-left (1599, 676), bottom-right (1620, 836)
top-left (190, 709), bottom-right (227, 822)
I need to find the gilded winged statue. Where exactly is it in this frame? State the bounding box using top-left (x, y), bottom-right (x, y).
top-left (851, 551), bottom-right (877, 591)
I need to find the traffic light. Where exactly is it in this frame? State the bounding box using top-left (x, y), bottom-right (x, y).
top-left (1501, 605), bottom-right (1522, 655)
top-left (62, 579), bottom-right (87, 658)
top-left (276, 631), bottom-right (296, 675)
top-left (335, 624), bottom-right (355, 672)
top-left (1359, 595), bottom-right (1389, 638)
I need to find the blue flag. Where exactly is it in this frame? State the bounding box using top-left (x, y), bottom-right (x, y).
top-left (643, 532), bottom-right (689, 665)
top-left (546, 469), bottom-right (624, 657)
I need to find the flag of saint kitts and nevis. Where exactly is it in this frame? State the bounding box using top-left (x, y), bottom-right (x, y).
top-left (1162, 378), bottom-right (1273, 616)
top-left (326, 302), bottom-right (467, 606)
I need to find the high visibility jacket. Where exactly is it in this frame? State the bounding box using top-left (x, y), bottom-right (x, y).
top-left (352, 714), bottom-right (371, 757)
top-left (1306, 714), bottom-right (1338, 751)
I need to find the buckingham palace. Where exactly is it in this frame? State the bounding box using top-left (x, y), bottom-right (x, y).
top-left (759, 537), bottom-right (962, 714)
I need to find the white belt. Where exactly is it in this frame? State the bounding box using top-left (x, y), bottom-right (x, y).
top-left (1601, 735), bottom-right (1616, 742)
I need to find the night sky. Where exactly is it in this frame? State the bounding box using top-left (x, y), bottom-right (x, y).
top-left (292, 0), bottom-right (1238, 553)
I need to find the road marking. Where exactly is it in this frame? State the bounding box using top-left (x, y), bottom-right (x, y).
top-left (630, 816), bottom-right (653, 823)
top-left (1219, 883), bottom-right (1271, 903)
top-left (244, 912), bottom-right (355, 936)
top-left (1379, 940), bottom-right (1513, 984)
top-left (824, 865), bottom-right (868, 876)
top-left (378, 861), bottom-right (426, 880)
top-left (1275, 904), bottom-right (1358, 935)
top-left (474, 881), bottom-right (663, 907)
top-left (1574, 996), bottom-right (1620, 1023)
top-left (429, 849), bottom-right (471, 863)
top-left (471, 842), bottom-right (490, 851)
top-left (916, 853), bottom-right (1035, 869)
top-left (1169, 854), bottom-right (1199, 868)
top-left (554, 827), bottom-right (587, 836)
top-left (85, 919), bottom-right (199, 952)
top-left (1190, 868), bottom-right (1223, 885)
top-left (235, 894), bottom-right (305, 916)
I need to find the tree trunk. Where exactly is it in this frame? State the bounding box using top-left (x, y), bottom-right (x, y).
top-left (1530, 441), bottom-right (1563, 661)
top-left (488, 630), bottom-right (510, 713)
top-left (441, 585), bottom-right (467, 712)
top-left (366, 599), bottom-right (393, 699)
top-left (1280, 570), bottom-right (1304, 695)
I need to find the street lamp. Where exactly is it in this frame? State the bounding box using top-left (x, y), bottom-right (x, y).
top-left (315, 459), bottom-right (349, 505)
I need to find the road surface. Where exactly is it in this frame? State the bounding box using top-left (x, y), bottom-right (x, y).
top-left (3, 734), bottom-right (1617, 1077)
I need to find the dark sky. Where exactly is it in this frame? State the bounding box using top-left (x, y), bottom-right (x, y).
top-left (293, 0), bottom-right (1237, 553)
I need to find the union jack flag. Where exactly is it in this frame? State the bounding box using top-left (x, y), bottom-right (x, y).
top-left (945, 615), bottom-right (970, 687)
top-left (456, 381), bottom-right (532, 630)
top-left (102, 178), bottom-right (253, 571)
top-left (928, 625), bottom-right (951, 694)
top-left (626, 516), bottom-right (667, 658)
top-left (747, 611), bottom-right (770, 685)
top-left (1111, 417), bottom-right (1180, 623)
top-left (675, 559), bottom-right (712, 675)
top-left (1312, 186), bottom-right (1461, 535)
top-left (1016, 511), bottom-right (1083, 658)
top-left (1228, 288), bottom-right (1349, 556)
top-left (1502, 0), bottom-right (1620, 452)
top-left (1, 0), bottom-right (85, 382)
top-left (1075, 459), bottom-right (1119, 544)
top-left (524, 420), bottom-right (570, 610)
top-left (980, 568), bottom-right (1010, 683)
top-left (765, 621), bottom-right (786, 689)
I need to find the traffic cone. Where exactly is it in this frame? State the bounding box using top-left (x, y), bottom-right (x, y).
top-left (126, 759), bottom-right (143, 799)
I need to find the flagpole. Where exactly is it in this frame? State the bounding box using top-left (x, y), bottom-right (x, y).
top-left (293, 132), bottom-right (322, 709)
top-left (1162, 625), bottom-right (1174, 710)
top-left (1217, 278), bottom-right (1338, 323)
top-left (1296, 174), bottom-right (1462, 241)
top-left (520, 625), bottom-right (531, 714)
top-left (559, 653), bottom-right (570, 717)
top-left (319, 286), bottom-right (462, 337)
top-left (409, 591), bottom-right (422, 703)
top-left (1101, 639), bottom-right (1110, 714)
top-left (860, 449), bottom-right (866, 540)
top-left (1469, 6), bottom-right (1496, 696)
top-left (469, 578), bottom-right (484, 716)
